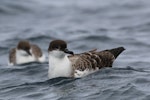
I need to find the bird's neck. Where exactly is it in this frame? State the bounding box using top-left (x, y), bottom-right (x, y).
top-left (48, 54), bottom-right (73, 79)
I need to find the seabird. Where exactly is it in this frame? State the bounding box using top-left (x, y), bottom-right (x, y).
top-left (48, 40), bottom-right (125, 79)
top-left (8, 40), bottom-right (46, 65)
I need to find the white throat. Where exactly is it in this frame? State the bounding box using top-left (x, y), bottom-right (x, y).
top-left (16, 49), bottom-right (36, 64)
top-left (48, 50), bottom-right (73, 79)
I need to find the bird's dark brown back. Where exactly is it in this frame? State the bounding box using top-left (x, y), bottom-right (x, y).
top-left (69, 47), bottom-right (125, 71)
top-left (31, 45), bottom-right (43, 58)
top-left (9, 48), bottom-right (16, 64)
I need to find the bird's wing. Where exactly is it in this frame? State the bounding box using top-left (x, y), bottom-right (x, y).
top-left (31, 44), bottom-right (43, 58)
top-left (9, 48), bottom-right (16, 64)
top-left (68, 47), bottom-right (125, 71)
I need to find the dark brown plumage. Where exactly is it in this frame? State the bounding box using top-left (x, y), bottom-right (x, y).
top-left (69, 47), bottom-right (125, 71)
top-left (48, 40), bottom-right (67, 51)
top-left (17, 40), bottom-right (30, 50)
top-left (31, 44), bottom-right (43, 58)
top-left (9, 48), bottom-right (16, 64)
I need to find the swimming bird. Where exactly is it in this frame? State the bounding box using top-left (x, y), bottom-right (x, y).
top-left (9, 40), bottom-right (46, 65)
top-left (48, 40), bottom-right (125, 79)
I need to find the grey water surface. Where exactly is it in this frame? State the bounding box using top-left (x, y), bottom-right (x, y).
top-left (0, 0), bottom-right (150, 100)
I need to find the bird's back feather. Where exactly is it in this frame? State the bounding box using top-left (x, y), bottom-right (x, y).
top-left (69, 47), bottom-right (125, 71)
top-left (31, 45), bottom-right (43, 58)
top-left (9, 48), bottom-right (16, 64)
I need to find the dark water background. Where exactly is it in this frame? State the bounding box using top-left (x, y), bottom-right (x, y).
top-left (0, 0), bottom-right (150, 100)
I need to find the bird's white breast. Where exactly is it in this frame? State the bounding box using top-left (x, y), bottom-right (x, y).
top-left (48, 53), bottom-right (73, 79)
top-left (16, 49), bottom-right (36, 65)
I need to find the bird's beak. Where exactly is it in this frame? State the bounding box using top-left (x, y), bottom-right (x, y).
top-left (64, 48), bottom-right (74, 55)
top-left (26, 50), bottom-right (32, 56)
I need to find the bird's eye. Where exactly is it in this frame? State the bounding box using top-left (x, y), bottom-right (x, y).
top-left (54, 46), bottom-right (59, 49)
top-left (24, 47), bottom-right (29, 50)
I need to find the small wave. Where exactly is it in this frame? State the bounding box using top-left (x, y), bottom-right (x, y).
top-left (0, 6), bottom-right (10, 15)
top-left (95, 67), bottom-right (134, 75)
top-left (121, 84), bottom-right (144, 95)
top-left (0, 77), bottom-right (76, 91)
top-left (0, 46), bottom-right (10, 55)
top-left (0, 46), bottom-right (9, 51)
top-left (89, 66), bottom-right (149, 80)
top-left (3, 62), bottom-right (48, 74)
top-left (27, 35), bottom-right (53, 42)
top-left (84, 35), bottom-right (112, 42)
top-left (0, 2), bottom-right (32, 15)
top-left (133, 77), bottom-right (150, 84)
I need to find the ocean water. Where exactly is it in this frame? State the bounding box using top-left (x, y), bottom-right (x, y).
top-left (0, 0), bottom-right (150, 100)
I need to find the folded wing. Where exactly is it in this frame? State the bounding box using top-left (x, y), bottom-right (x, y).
top-left (9, 48), bottom-right (16, 64)
top-left (31, 44), bottom-right (43, 58)
top-left (69, 47), bottom-right (125, 71)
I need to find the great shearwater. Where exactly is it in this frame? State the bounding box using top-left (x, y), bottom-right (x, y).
top-left (48, 40), bottom-right (125, 79)
top-left (8, 40), bottom-right (46, 65)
